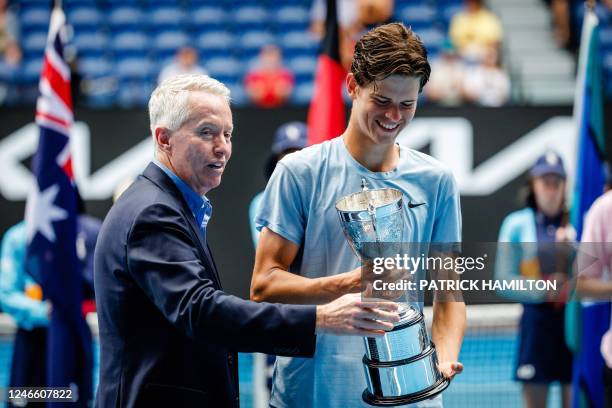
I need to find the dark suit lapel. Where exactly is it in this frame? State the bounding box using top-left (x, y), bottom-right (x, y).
top-left (142, 163), bottom-right (223, 289)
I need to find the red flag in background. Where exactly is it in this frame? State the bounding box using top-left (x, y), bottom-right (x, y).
top-left (307, 0), bottom-right (346, 146)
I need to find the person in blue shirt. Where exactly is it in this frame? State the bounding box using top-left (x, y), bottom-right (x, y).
top-left (0, 200), bottom-right (100, 407)
top-left (495, 151), bottom-right (574, 408)
top-left (249, 121), bottom-right (308, 246)
top-left (251, 23), bottom-right (466, 408)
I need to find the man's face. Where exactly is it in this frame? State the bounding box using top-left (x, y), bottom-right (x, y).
top-left (166, 91), bottom-right (233, 195)
top-left (347, 74), bottom-right (420, 146)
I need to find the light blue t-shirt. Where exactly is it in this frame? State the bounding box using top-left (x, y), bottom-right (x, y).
top-left (255, 137), bottom-right (462, 408)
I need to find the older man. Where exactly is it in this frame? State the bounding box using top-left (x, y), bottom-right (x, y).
top-left (93, 74), bottom-right (399, 408)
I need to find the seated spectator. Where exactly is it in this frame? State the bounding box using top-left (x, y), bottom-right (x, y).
top-left (309, 0), bottom-right (358, 39)
top-left (158, 46), bottom-right (207, 84)
top-left (0, 0), bottom-right (19, 55)
top-left (449, 0), bottom-right (503, 61)
top-left (0, 39), bottom-right (21, 105)
top-left (462, 45), bottom-right (510, 106)
top-left (244, 44), bottom-right (295, 108)
top-left (311, 0), bottom-right (393, 70)
top-left (425, 42), bottom-right (466, 106)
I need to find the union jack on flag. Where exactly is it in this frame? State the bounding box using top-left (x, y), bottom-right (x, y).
top-left (25, 4), bottom-right (93, 406)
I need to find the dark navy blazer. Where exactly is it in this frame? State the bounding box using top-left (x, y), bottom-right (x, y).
top-left (94, 163), bottom-right (316, 407)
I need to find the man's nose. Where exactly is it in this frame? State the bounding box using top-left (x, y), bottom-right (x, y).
top-left (385, 105), bottom-right (401, 121)
top-left (213, 136), bottom-right (230, 154)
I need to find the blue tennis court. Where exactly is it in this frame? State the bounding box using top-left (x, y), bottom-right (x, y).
top-left (0, 326), bottom-right (564, 408)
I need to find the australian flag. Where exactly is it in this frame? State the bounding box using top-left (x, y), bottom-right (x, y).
top-left (24, 4), bottom-right (92, 407)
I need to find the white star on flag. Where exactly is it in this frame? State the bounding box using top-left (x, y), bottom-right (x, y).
top-left (25, 183), bottom-right (68, 244)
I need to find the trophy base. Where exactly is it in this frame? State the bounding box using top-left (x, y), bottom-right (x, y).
top-left (362, 377), bottom-right (449, 406)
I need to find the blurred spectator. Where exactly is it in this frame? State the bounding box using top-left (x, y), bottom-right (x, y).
top-left (0, 0), bottom-right (19, 55)
top-left (0, 209), bottom-right (100, 406)
top-left (244, 45), bottom-right (295, 108)
top-left (158, 46), bottom-right (207, 84)
top-left (249, 121), bottom-right (307, 245)
top-left (449, 0), bottom-right (503, 61)
top-left (425, 42), bottom-right (466, 106)
top-left (0, 39), bottom-right (21, 104)
top-left (310, 0), bottom-right (358, 38)
top-left (462, 45), bottom-right (510, 106)
top-left (495, 152), bottom-right (574, 408)
top-left (311, 0), bottom-right (393, 70)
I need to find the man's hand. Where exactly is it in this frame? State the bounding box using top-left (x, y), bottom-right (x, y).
top-left (438, 361), bottom-right (463, 380)
top-left (315, 293), bottom-right (399, 337)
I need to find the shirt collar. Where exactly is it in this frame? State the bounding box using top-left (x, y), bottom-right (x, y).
top-left (153, 160), bottom-right (212, 228)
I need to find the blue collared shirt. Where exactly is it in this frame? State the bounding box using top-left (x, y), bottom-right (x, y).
top-left (153, 161), bottom-right (212, 242)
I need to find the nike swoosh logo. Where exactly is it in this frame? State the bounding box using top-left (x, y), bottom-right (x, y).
top-left (407, 201), bottom-right (426, 208)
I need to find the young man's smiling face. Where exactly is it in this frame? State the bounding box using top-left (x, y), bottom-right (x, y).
top-left (347, 74), bottom-right (420, 146)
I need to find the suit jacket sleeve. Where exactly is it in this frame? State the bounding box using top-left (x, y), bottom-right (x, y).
top-left (126, 203), bottom-right (316, 357)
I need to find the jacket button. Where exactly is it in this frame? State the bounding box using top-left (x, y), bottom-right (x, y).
top-left (228, 355), bottom-right (233, 365)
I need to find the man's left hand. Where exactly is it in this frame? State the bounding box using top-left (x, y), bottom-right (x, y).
top-left (438, 361), bottom-right (463, 380)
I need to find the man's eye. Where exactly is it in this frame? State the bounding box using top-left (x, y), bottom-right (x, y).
top-left (225, 133), bottom-right (232, 140)
top-left (401, 103), bottom-right (414, 109)
top-left (374, 99), bottom-right (388, 105)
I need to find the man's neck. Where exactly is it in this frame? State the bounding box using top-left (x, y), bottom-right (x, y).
top-left (342, 124), bottom-right (399, 173)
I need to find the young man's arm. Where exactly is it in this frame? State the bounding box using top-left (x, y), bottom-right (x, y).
top-left (251, 227), bottom-right (361, 305)
top-left (431, 300), bottom-right (465, 379)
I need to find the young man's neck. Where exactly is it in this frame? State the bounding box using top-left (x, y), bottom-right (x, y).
top-left (342, 123), bottom-right (400, 173)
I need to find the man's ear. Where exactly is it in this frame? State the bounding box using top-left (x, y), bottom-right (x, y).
top-left (346, 73), bottom-right (358, 99)
top-left (154, 127), bottom-right (172, 154)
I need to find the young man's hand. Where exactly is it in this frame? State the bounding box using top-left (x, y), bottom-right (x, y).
top-left (438, 361), bottom-right (464, 380)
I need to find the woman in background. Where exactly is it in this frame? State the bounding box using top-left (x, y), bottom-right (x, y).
top-left (495, 151), bottom-right (574, 408)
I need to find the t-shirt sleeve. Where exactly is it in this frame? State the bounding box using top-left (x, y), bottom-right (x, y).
top-left (255, 161), bottom-right (306, 246)
top-left (431, 170), bottom-right (462, 243)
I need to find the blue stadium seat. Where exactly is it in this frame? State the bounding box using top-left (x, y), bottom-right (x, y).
top-left (20, 57), bottom-right (43, 84)
top-left (108, 6), bottom-right (145, 31)
top-left (116, 57), bottom-right (155, 80)
top-left (279, 31), bottom-right (319, 54)
top-left (440, 3), bottom-right (463, 27)
top-left (19, 6), bottom-right (51, 31)
top-left (196, 31), bottom-right (236, 57)
top-left (225, 81), bottom-right (248, 106)
top-left (190, 6), bottom-right (227, 31)
top-left (64, 0), bottom-right (98, 9)
top-left (286, 55), bottom-right (317, 81)
top-left (238, 30), bottom-right (276, 57)
top-left (111, 31), bottom-right (149, 57)
top-left (146, 6), bottom-right (187, 30)
top-left (273, 6), bottom-right (309, 31)
top-left (234, 5), bottom-right (269, 30)
top-left (22, 31), bottom-right (48, 57)
top-left (72, 31), bottom-right (110, 57)
top-left (67, 6), bottom-right (104, 30)
top-left (152, 31), bottom-right (191, 58)
top-left (205, 56), bottom-right (243, 79)
top-left (418, 28), bottom-right (445, 54)
top-left (397, 4), bottom-right (437, 27)
top-left (117, 79), bottom-right (154, 107)
top-left (290, 81), bottom-right (313, 105)
top-left (78, 56), bottom-right (114, 78)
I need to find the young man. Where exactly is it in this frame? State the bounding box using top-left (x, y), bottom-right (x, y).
top-left (94, 74), bottom-right (399, 408)
top-left (252, 23), bottom-right (466, 407)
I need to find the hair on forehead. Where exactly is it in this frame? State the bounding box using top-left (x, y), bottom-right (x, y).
top-left (351, 22), bottom-right (431, 92)
top-left (148, 74), bottom-right (231, 135)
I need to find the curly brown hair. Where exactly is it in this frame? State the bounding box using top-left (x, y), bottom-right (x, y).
top-left (350, 22), bottom-right (431, 92)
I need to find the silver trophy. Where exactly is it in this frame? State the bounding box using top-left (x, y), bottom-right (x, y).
top-left (335, 179), bottom-right (449, 406)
